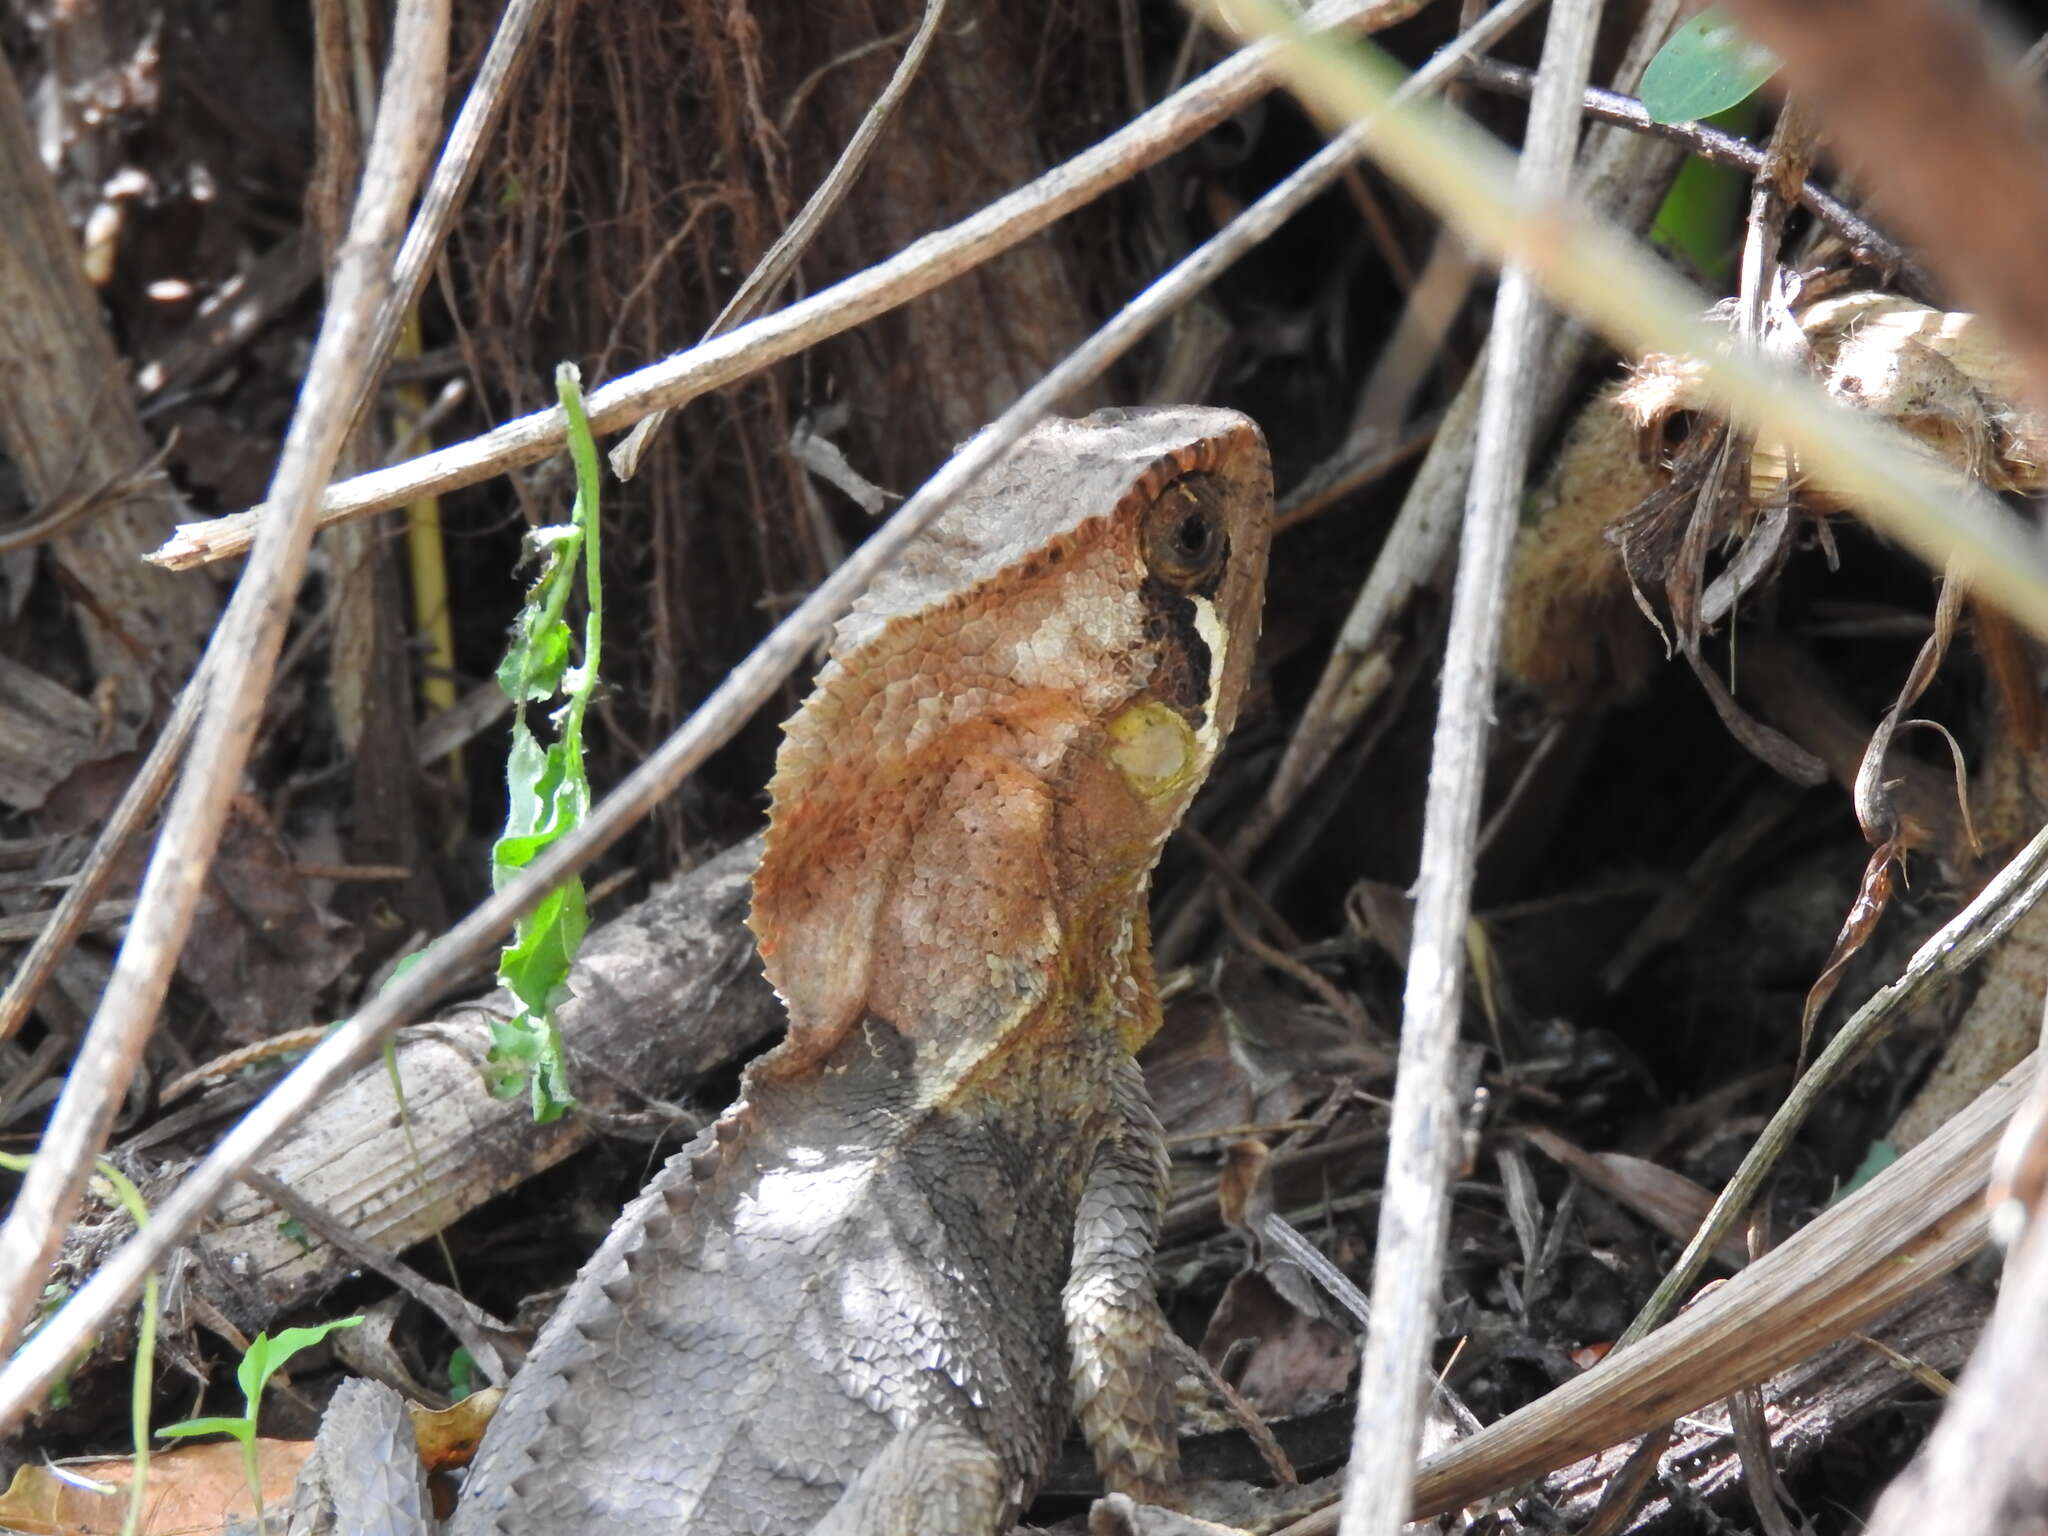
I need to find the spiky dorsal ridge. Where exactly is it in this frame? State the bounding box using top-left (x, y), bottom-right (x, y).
top-left (496, 1100), bottom-right (759, 1527)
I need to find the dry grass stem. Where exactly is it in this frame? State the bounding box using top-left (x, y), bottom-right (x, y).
top-left (1618, 816), bottom-right (2048, 1348)
top-left (1458, 59), bottom-right (1916, 277)
top-left (1220, 0), bottom-right (2048, 633)
top-left (1279, 1054), bottom-right (2030, 1532)
top-left (1337, 3), bottom-right (1600, 1531)
top-left (343, 0), bottom-right (550, 449)
top-left (1152, 0), bottom-right (1687, 969)
top-left (1725, 0), bottom-right (2048, 415)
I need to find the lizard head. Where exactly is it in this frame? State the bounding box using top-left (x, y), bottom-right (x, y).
top-left (751, 407), bottom-right (1270, 1074)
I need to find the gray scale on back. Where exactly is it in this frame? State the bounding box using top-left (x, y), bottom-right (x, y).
top-left (450, 1019), bottom-right (1111, 1535)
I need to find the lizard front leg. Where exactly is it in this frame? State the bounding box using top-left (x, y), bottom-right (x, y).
top-left (809, 1420), bottom-right (1010, 1536)
top-left (1064, 1054), bottom-right (1181, 1504)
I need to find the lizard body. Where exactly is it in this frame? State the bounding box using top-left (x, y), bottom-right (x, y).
top-left (304, 406), bottom-right (1270, 1535)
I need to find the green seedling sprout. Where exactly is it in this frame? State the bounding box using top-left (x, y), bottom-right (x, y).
top-left (157, 1316), bottom-right (362, 1525)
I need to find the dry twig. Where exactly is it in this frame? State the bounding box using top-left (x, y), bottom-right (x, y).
top-left (1726, 0), bottom-right (2048, 414)
top-left (1277, 1054), bottom-right (2030, 1531)
top-left (1458, 59), bottom-right (1917, 278)
top-left (1336, 3), bottom-right (1600, 1530)
top-left (1618, 816), bottom-right (2048, 1349)
top-left (610, 0), bottom-right (951, 479)
top-left (1155, 0), bottom-right (1689, 964)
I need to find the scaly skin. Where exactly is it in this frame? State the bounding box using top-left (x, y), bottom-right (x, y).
top-left (311, 408), bottom-right (1270, 1535)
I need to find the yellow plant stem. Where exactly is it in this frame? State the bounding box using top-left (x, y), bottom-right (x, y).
top-left (397, 311), bottom-right (461, 785)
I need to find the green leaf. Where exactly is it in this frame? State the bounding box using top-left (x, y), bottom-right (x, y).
top-left (1638, 8), bottom-right (1779, 125)
top-left (1651, 143), bottom-right (1747, 281)
top-left (497, 611), bottom-right (572, 703)
top-left (528, 1017), bottom-right (575, 1124)
top-left (236, 1318), bottom-right (364, 1409)
top-left (484, 1017), bottom-right (542, 1100)
top-left (494, 727), bottom-right (554, 860)
top-left (483, 1012), bottom-right (574, 1121)
top-left (500, 885), bottom-right (588, 1016)
top-left (447, 1347), bottom-right (478, 1399)
top-left (493, 739), bottom-right (589, 894)
top-left (157, 1415), bottom-right (251, 1442)
top-left (486, 362), bottom-right (603, 1123)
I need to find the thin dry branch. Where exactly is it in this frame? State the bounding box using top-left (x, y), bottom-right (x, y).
top-left (344, 0), bottom-right (549, 446)
top-left (1337, 4), bottom-right (1600, 1532)
top-left (1866, 1072), bottom-right (2048, 1532)
top-left (0, 0), bottom-right (450, 1364)
top-left (1619, 817), bottom-right (2048, 1347)
top-left (1155, 0), bottom-right (1688, 965)
top-left (1458, 58), bottom-right (1917, 278)
top-left (1215, 0), bottom-right (2048, 639)
top-left (146, 0), bottom-right (1430, 571)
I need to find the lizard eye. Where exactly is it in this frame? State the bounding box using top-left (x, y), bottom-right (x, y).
top-left (1143, 476), bottom-right (1229, 591)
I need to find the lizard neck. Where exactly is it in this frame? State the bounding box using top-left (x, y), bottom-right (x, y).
top-left (751, 692), bottom-right (1170, 1086)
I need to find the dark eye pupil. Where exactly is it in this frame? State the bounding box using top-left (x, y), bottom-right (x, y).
top-left (1176, 514), bottom-right (1213, 560)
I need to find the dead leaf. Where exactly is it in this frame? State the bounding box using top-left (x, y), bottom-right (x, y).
top-left (0, 1438), bottom-right (311, 1535)
top-left (409, 1387), bottom-right (502, 1472)
top-left (180, 798), bottom-right (358, 1041)
top-left (1523, 1127), bottom-right (1751, 1271)
top-left (1198, 1269), bottom-right (1356, 1419)
top-left (1214, 1140), bottom-right (1273, 1242)
top-left (1797, 845), bottom-right (1896, 1070)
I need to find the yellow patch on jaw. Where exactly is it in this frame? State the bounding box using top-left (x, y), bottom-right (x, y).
top-left (1107, 701), bottom-right (1197, 799)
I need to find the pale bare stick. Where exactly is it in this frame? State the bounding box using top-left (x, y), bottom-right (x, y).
top-left (1458, 59), bottom-right (1914, 276)
top-left (1865, 1079), bottom-right (2048, 1532)
top-left (0, 0), bottom-right (1533, 1433)
top-left (344, 0), bottom-right (549, 446)
top-left (610, 0), bottom-right (950, 480)
top-left (1616, 817), bottom-right (2048, 1350)
top-left (1224, 8), bottom-right (2048, 625)
top-left (1192, 0), bottom-right (2048, 931)
top-left (147, 0), bottom-right (1430, 571)
top-left (0, 0), bottom-right (451, 1363)
top-left (1337, 2), bottom-right (1601, 1532)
